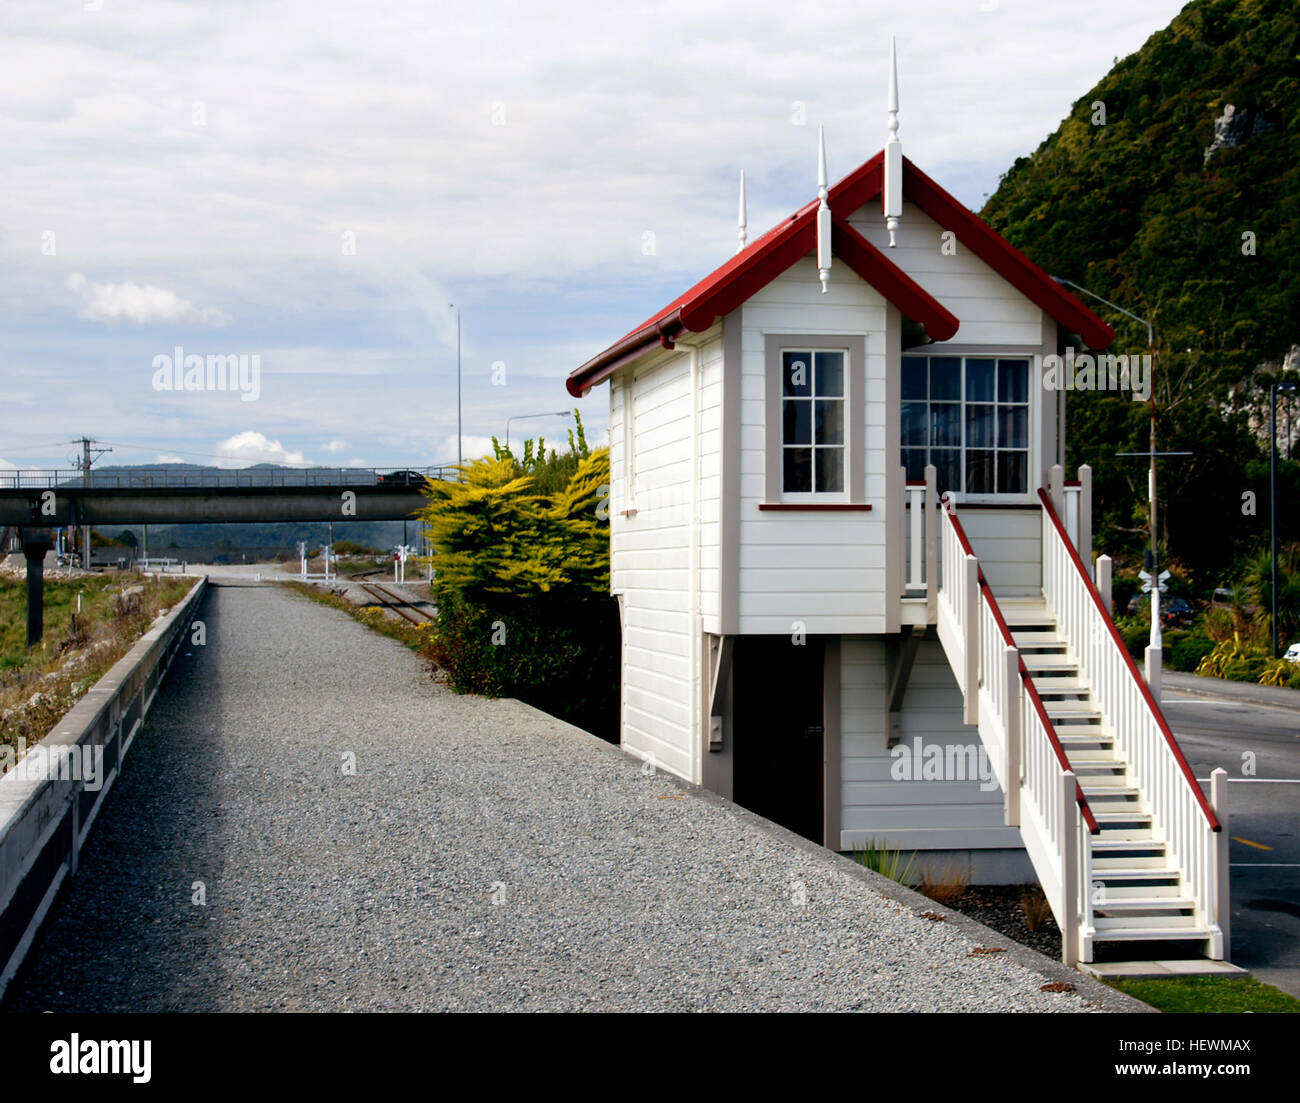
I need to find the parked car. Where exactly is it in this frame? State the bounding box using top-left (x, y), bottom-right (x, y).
top-left (1284, 643), bottom-right (1300, 665)
top-left (1212, 587), bottom-right (1235, 607)
top-left (1126, 592), bottom-right (1195, 627)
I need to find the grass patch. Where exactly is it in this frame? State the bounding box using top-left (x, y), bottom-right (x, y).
top-left (284, 582), bottom-right (433, 653)
top-left (918, 860), bottom-right (971, 907)
top-left (852, 839), bottom-right (917, 888)
top-left (1, 571), bottom-right (195, 768)
top-left (1105, 974), bottom-right (1300, 1013)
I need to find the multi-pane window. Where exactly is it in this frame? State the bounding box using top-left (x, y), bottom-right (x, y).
top-left (901, 355), bottom-right (1030, 495)
top-left (782, 349), bottom-right (846, 493)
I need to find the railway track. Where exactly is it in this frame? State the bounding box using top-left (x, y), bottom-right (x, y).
top-left (357, 581), bottom-right (436, 626)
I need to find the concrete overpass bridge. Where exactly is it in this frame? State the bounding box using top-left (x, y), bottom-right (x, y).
top-left (0, 466), bottom-right (453, 527)
top-left (1, 465), bottom-right (454, 645)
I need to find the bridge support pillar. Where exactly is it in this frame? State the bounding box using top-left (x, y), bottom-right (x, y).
top-left (21, 527), bottom-right (54, 648)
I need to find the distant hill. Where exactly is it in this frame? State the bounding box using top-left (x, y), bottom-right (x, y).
top-left (980, 0), bottom-right (1300, 585)
top-left (983, 0), bottom-right (1299, 373)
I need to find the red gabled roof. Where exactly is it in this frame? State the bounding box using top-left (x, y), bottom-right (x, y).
top-left (566, 153), bottom-right (1114, 398)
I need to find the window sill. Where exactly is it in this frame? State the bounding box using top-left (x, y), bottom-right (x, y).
top-left (758, 503), bottom-right (872, 511)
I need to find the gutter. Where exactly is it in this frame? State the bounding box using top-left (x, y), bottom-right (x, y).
top-left (566, 311), bottom-right (685, 398)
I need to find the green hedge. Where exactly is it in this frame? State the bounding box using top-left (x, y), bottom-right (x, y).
top-left (417, 428), bottom-right (619, 741)
top-left (424, 590), bottom-right (619, 741)
top-left (1167, 632), bottom-right (1216, 673)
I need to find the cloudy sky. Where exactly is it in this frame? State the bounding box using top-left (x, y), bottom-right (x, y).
top-left (0, 0), bottom-right (1189, 473)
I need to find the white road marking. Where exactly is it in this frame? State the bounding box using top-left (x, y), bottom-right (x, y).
top-left (1195, 778), bottom-right (1300, 783)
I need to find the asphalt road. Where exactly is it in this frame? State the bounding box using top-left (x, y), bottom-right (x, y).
top-left (1162, 688), bottom-right (1300, 998)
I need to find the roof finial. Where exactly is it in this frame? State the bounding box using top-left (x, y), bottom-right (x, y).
top-left (883, 36), bottom-right (902, 248)
top-left (816, 126), bottom-right (831, 293)
top-left (737, 169), bottom-right (747, 254)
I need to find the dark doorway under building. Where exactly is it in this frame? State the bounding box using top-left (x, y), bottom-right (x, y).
top-left (732, 634), bottom-right (826, 845)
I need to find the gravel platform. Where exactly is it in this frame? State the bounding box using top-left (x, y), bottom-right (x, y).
top-left (2, 582), bottom-right (1142, 1012)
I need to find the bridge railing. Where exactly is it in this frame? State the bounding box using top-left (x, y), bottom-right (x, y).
top-left (0, 466), bottom-right (457, 490)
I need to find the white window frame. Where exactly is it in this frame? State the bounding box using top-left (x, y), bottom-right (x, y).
top-left (900, 350), bottom-right (1038, 505)
top-left (764, 334), bottom-right (866, 505)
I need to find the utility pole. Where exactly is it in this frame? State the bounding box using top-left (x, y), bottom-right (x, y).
top-left (74, 437), bottom-right (111, 571)
top-left (1271, 382), bottom-right (1296, 657)
top-left (1051, 277), bottom-right (1183, 696)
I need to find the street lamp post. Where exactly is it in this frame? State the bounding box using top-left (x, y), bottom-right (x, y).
top-left (1271, 381), bottom-right (1296, 657)
top-left (1051, 277), bottom-right (1169, 689)
top-left (505, 410), bottom-right (574, 451)
top-left (449, 303), bottom-right (462, 468)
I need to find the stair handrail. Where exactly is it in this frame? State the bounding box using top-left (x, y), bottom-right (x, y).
top-left (1037, 488), bottom-right (1220, 831)
top-left (941, 501), bottom-right (1100, 834)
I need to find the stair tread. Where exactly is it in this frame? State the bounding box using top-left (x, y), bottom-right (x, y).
top-left (1094, 897), bottom-right (1195, 911)
top-left (1092, 838), bottom-right (1165, 850)
top-left (1089, 868), bottom-right (1179, 879)
top-left (1044, 701), bottom-right (1102, 715)
top-left (1093, 917), bottom-right (1209, 932)
top-left (1012, 632), bottom-right (1068, 646)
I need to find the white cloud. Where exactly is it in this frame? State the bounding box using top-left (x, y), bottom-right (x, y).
top-left (320, 439), bottom-right (348, 453)
top-left (154, 453), bottom-right (186, 463)
top-left (0, 0), bottom-right (1192, 471)
top-left (433, 434), bottom-right (497, 465)
top-left (66, 273), bottom-right (230, 327)
top-left (214, 431), bottom-right (308, 467)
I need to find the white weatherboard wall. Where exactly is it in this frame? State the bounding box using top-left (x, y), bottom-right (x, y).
top-left (609, 330), bottom-right (722, 782)
top-left (906, 507), bottom-right (1044, 601)
top-left (839, 637), bottom-right (1019, 850)
top-left (961, 509), bottom-right (1043, 599)
top-left (739, 256), bottom-right (889, 634)
top-left (847, 201), bottom-right (1042, 346)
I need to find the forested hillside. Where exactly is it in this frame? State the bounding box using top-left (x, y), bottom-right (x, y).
top-left (981, 0), bottom-right (1300, 589)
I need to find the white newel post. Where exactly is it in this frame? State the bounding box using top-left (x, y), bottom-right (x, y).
top-left (1096, 554), bottom-right (1113, 617)
top-left (1004, 644), bottom-right (1020, 828)
top-left (1048, 463), bottom-right (1065, 522)
top-left (1145, 643), bottom-right (1162, 703)
top-left (963, 555), bottom-right (979, 725)
top-left (1078, 464), bottom-right (1093, 576)
top-left (1060, 769), bottom-right (1079, 968)
top-left (924, 464), bottom-right (938, 625)
top-left (1212, 767), bottom-right (1231, 960)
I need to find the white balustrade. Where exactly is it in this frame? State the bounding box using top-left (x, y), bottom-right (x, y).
top-left (1039, 491), bottom-right (1223, 952)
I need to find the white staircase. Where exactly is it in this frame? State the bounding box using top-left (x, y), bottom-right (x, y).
top-left (1001, 596), bottom-right (1217, 955)
top-left (926, 464), bottom-right (1229, 967)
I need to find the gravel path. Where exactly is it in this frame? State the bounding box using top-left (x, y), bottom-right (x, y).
top-left (2, 581), bottom-right (1141, 1012)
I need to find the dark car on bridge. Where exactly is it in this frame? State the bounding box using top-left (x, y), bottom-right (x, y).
top-left (378, 470), bottom-right (428, 486)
